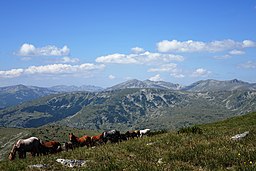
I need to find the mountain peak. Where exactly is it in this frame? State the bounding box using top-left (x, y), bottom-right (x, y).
top-left (183, 79), bottom-right (254, 92)
top-left (107, 79), bottom-right (182, 91)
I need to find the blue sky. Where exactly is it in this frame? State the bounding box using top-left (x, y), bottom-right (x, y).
top-left (0, 0), bottom-right (256, 87)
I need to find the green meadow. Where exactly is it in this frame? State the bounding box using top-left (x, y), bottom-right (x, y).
top-left (0, 112), bottom-right (255, 170)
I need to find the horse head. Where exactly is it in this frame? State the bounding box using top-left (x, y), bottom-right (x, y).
top-left (69, 133), bottom-right (79, 144)
top-left (8, 145), bottom-right (17, 160)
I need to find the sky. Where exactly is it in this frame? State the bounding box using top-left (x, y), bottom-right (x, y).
top-left (0, 0), bottom-right (256, 88)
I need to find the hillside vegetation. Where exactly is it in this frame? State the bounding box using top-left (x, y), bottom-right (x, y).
top-left (0, 112), bottom-right (255, 170)
top-left (1, 89), bottom-right (256, 131)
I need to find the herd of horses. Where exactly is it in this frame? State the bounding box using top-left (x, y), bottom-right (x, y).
top-left (8, 129), bottom-right (151, 160)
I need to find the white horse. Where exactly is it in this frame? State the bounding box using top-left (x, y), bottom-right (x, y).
top-left (139, 129), bottom-right (150, 137)
top-left (9, 137), bottom-right (41, 160)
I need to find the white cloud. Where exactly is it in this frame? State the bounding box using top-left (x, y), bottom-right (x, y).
top-left (0, 69), bottom-right (24, 78)
top-left (17, 43), bottom-right (70, 56)
top-left (0, 63), bottom-right (105, 78)
top-left (192, 68), bottom-right (211, 77)
top-left (59, 57), bottom-right (80, 63)
top-left (229, 50), bottom-right (245, 55)
top-left (239, 61), bottom-right (256, 69)
top-left (108, 75), bottom-right (116, 80)
top-left (148, 63), bottom-right (177, 72)
top-left (157, 39), bottom-right (256, 53)
top-left (148, 63), bottom-right (184, 78)
top-left (242, 40), bottom-right (256, 48)
top-left (131, 47), bottom-right (145, 54)
top-left (96, 53), bottom-right (137, 64)
top-left (95, 51), bottom-right (184, 64)
top-left (149, 74), bottom-right (163, 81)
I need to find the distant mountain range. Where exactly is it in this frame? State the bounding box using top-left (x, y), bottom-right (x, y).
top-left (182, 79), bottom-right (256, 92)
top-left (1, 79), bottom-right (256, 109)
top-left (106, 79), bottom-right (256, 92)
top-left (106, 79), bottom-right (182, 91)
top-left (1, 79), bottom-right (256, 131)
top-left (49, 85), bottom-right (104, 92)
top-left (0, 84), bottom-right (57, 109)
top-left (0, 85), bottom-right (255, 130)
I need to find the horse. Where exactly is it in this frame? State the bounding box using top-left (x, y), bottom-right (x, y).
top-left (119, 133), bottom-right (128, 141)
top-left (125, 130), bottom-right (140, 139)
top-left (68, 133), bottom-right (91, 148)
top-left (40, 141), bottom-right (62, 155)
top-left (8, 137), bottom-right (41, 160)
top-left (91, 133), bottom-right (104, 146)
top-left (140, 129), bottom-right (150, 137)
top-left (102, 130), bottom-right (121, 143)
top-left (64, 141), bottom-right (73, 152)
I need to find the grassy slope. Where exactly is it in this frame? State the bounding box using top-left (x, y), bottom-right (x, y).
top-left (0, 112), bottom-right (255, 170)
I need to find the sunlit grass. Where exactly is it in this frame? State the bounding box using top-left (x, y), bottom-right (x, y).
top-left (0, 112), bottom-right (255, 170)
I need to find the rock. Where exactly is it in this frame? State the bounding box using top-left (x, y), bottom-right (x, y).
top-left (231, 131), bottom-right (249, 140)
top-left (157, 158), bottom-right (163, 164)
top-left (28, 164), bottom-right (48, 169)
top-left (56, 158), bottom-right (86, 168)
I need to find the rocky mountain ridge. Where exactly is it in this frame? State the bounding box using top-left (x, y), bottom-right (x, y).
top-left (0, 88), bottom-right (255, 131)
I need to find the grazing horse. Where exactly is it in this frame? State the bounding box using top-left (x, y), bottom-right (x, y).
top-left (69, 133), bottom-right (91, 148)
top-left (125, 130), bottom-right (140, 139)
top-left (8, 137), bottom-right (41, 160)
top-left (102, 130), bottom-right (121, 143)
top-left (119, 133), bottom-right (128, 141)
top-left (40, 141), bottom-right (62, 155)
top-left (91, 133), bottom-right (104, 146)
top-left (64, 141), bottom-right (73, 152)
top-left (140, 129), bottom-right (151, 137)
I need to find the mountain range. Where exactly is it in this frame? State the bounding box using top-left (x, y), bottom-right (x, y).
top-left (0, 84), bottom-right (57, 109)
top-left (0, 79), bottom-right (255, 131)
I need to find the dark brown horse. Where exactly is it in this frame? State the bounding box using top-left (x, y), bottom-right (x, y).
top-left (69, 133), bottom-right (91, 148)
top-left (64, 141), bottom-right (73, 152)
top-left (9, 137), bottom-right (41, 160)
top-left (102, 130), bottom-right (121, 143)
top-left (40, 141), bottom-right (62, 154)
top-left (91, 133), bottom-right (104, 146)
top-left (125, 130), bottom-right (140, 139)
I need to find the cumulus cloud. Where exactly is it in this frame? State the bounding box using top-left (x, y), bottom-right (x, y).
top-left (0, 63), bottom-right (105, 78)
top-left (17, 43), bottom-right (70, 56)
top-left (157, 39), bottom-right (256, 53)
top-left (229, 50), bottom-right (245, 55)
top-left (149, 74), bottom-right (163, 81)
top-left (242, 40), bottom-right (256, 48)
top-left (0, 69), bottom-right (24, 78)
top-left (96, 51), bottom-right (184, 64)
top-left (192, 68), bottom-right (211, 77)
top-left (96, 53), bottom-right (137, 64)
top-left (108, 75), bottom-right (116, 80)
top-left (131, 47), bottom-right (145, 54)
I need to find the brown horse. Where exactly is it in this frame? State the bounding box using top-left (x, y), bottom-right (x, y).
top-left (9, 137), bottom-right (41, 160)
top-left (69, 133), bottom-right (91, 148)
top-left (40, 141), bottom-right (62, 155)
top-left (91, 133), bottom-right (104, 146)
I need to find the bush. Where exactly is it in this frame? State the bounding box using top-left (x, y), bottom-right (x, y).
top-left (177, 125), bottom-right (203, 134)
